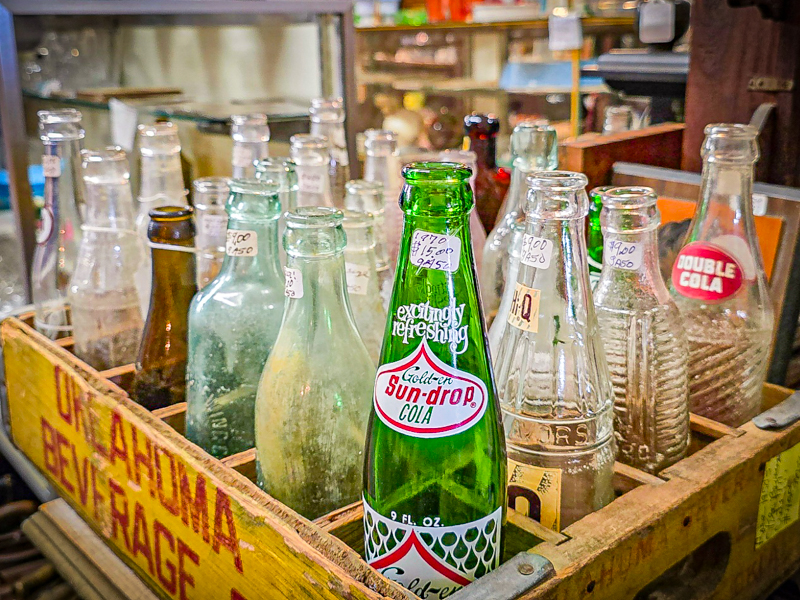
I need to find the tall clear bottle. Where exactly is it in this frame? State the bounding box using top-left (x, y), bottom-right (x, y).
top-left (132, 206), bottom-right (197, 411)
top-left (33, 109), bottom-right (85, 339)
top-left (187, 180), bottom-right (284, 459)
top-left (255, 207), bottom-right (374, 519)
top-left (231, 113), bottom-right (270, 179)
top-left (68, 147), bottom-right (143, 370)
top-left (594, 187), bottom-right (689, 474)
top-left (342, 209), bottom-right (388, 363)
top-left (290, 134), bottom-right (335, 208)
top-left (193, 177), bottom-right (230, 288)
top-left (309, 97), bottom-right (349, 204)
top-left (493, 171), bottom-right (614, 532)
top-left (255, 157), bottom-right (298, 214)
top-left (669, 124), bottom-right (774, 426)
top-left (363, 129), bottom-right (404, 261)
top-left (480, 122), bottom-right (558, 323)
top-left (363, 163), bottom-right (506, 595)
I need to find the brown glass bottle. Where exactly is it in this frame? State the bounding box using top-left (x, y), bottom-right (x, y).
top-left (464, 113), bottom-right (510, 232)
top-left (132, 206), bottom-right (197, 410)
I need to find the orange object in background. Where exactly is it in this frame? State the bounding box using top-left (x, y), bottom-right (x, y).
top-left (449, 0), bottom-right (472, 21)
top-left (426, 0), bottom-right (445, 21)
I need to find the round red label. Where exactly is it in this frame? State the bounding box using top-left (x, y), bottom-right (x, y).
top-left (671, 242), bottom-right (744, 302)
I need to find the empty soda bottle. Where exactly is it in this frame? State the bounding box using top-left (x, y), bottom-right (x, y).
top-left (603, 105), bottom-right (635, 135)
top-left (481, 122), bottom-right (558, 323)
top-left (132, 206), bottom-right (197, 410)
top-left (290, 134), bottom-right (335, 208)
top-left (363, 162), bottom-right (506, 595)
top-left (230, 113), bottom-right (270, 179)
top-left (493, 171), bottom-right (614, 531)
top-left (69, 147), bottom-right (143, 370)
top-left (463, 113), bottom-right (509, 232)
top-left (587, 186), bottom-right (614, 289)
top-left (193, 177), bottom-right (230, 289)
top-left (186, 180), bottom-right (284, 458)
top-left (255, 157), bottom-right (298, 214)
top-left (593, 187), bottom-right (689, 474)
top-left (33, 109), bottom-right (85, 339)
top-left (363, 129), bottom-right (404, 261)
top-left (310, 97), bottom-right (349, 204)
top-left (669, 124), bottom-right (774, 426)
top-left (255, 207), bottom-right (374, 519)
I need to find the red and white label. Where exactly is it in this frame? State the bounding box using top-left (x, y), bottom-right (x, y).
top-left (671, 242), bottom-right (744, 302)
top-left (374, 339), bottom-right (488, 438)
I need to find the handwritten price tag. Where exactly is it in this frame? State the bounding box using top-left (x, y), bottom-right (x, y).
top-left (507, 283), bottom-right (540, 333)
top-left (202, 214), bottom-right (228, 245)
top-left (345, 262), bottom-right (370, 296)
top-left (284, 267), bottom-right (303, 298)
top-left (42, 155), bottom-right (61, 178)
top-left (520, 235), bottom-right (553, 269)
top-left (232, 145), bottom-right (257, 168)
top-left (409, 230), bottom-right (461, 273)
top-left (604, 240), bottom-right (642, 271)
top-left (226, 230), bottom-right (258, 257)
top-left (298, 170), bottom-right (327, 195)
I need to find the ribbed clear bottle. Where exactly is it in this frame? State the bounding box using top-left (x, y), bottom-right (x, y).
top-left (363, 129), bottom-right (404, 262)
top-left (309, 98), bottom-right (349, 204)
top-left (193, 177), bottom-right (230, 289)
top-left (290, 134), bottom-right (335, 208)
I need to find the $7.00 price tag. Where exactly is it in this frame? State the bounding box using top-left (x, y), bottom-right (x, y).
top-left (507, 283), bottom-right (540, 333)
top-left (410, 230), bottom-right (461, 273)
top-left (520, 235), bottom-right (553, 270)
top-left (226, 230), bottom-right (258, 257)
top-left (284, 267), bottom-right (303, 298)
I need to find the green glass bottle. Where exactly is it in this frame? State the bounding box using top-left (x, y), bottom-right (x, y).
top-left (185, 179), bottom-right (285, 459)
top-left (587, 185), bottom-right (613, 288)
top-left (363, 162), bottom-right (506, 597)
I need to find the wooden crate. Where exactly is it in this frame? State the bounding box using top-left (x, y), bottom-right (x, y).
top-left (3, 312), bottom-right (800, 600)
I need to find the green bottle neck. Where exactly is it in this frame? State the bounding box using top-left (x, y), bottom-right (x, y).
top-left (217, 216), bottom-right (283, 283)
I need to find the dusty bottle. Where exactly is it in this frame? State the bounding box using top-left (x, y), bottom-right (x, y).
top-left (480, 122), bottom-right (558, 323)
top-left (186, 180), bottom-right (284, 459)
top-left (255, 207), bottom-right (374, 519)
top-left (290, 134), bottom-right (335, 208)
top-left (363, 162), bottom-right (506, 595)
top-left (68, 147), bottom-right (143, 370)
top-left (464, 113), bottom-right (510, 232)
top-left (363, 129), bottom-right (404, 262)
top-left (231, 113), bottom-right (270, 179)
top-left (493, 171), bottom-right (615, 532)
top-left (193, 177), bottom-right (230, 288)
top-left (669, 124), bottom-right (774, 426)
top-left (309, 97), bottom-right (349, 204)
top-left (132, 206), bottom-right (197, 411)
top-left (594, 187), bottom-right (689, 474)
top-left (342, 209), bottom-right (388, 363)
top-left (33, 109), bottom-right (85, 339)
top-left (587, 186), bottom-right (613, 289)
top-left (603, 105), bottom-right (634, 134)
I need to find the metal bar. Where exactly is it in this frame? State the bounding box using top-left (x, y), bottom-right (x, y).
top-left (754, 390), bottom-right (800, 429)
top-left (339, 5), bottom-right (361, 177)
top-left (1, 0), bottom-right (356, 16)
top-left (449, 552), bottom-right (555, 600)
top-left (0, 7), bottom-right (34, 301)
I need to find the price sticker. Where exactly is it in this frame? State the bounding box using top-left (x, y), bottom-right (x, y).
top-left (409, 230), bottom-right (461, 273)
top-left (232, 145), bottom-right (256, 169)
top-left (284, 267), bottom-right (303, 298)
top-left (225, 229), bottom-right (258, 257)
top-left (752, 193), bottom-right (769, 217)
top-left (331, 146), bottom-right (350, 166)
top-left (604, 240), bottom-right (643, 271)
top-left (548, 13), bottom-right (583, 52)
top-left (298, 170), bottom-right (327, 195)
top-left (42, 155), bottom-right (61, 178)
top-left (202, 214), bottom-right (228, 244)
top-left (507, 283), bottom-right (540, 333)
top-left (345, 262), bottom-right (370, 296)
top-left (520, 235), bottom-right (553, 269)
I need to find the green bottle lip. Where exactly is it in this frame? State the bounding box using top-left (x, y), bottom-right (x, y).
top-left (285, 206), bottom-right (343, 229)
top-left (402, 161), bottom-right (472, 182)
top-left (229, 178), bottom-right (280, 196)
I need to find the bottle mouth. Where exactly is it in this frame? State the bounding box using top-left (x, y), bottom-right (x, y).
top-left (589, 185), bottom-right (615, 200)
top-left (291, 134), bottom-right (329, 151)
top-left (38, 108), bottom-right (82, 124)
top-left (511, 122), bottom-right (557, 158)
top-left (231, 113), bottom-right (268, 127)
top-left (138, 122), bottom-right (178, 137)
top-left (286, 206), bottom-right (343, 229)
top-left (39, 109), bottom-right (85, 141)
top-left (600, 186), bottom-right (658, 210)
top-left (365, 129), bottom-right (396, 142)
top-left (193, 176), bottom-right (230, 195)
top-left (341, 208), bottom-right (375, 228)
top-left (149, 206), bottom-right (194, 221)
top-left (255, 157), bottom-right (296, 172)
top-left (402, 161), bottom-right (472, 182)
top-left (702, 123), bottom-right (759, 163)
top-left (81, 146), bottom-right (127, 164)
top-left (229, 178), bottom-right (280, 196)
top-left (704, 123), bottom-right (757, 139)
top-left (345, 179), bottom-right (383, 195)
top-left (438, 150), bottom-right (477, 169)
top-left (464, 113), bottom-right (500, 133)
top-left (527, 170), bottom-right (588, 193)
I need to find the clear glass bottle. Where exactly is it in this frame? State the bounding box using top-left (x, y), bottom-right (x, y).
top-left (33, 108), bottom-right (85, 339)
top-left (669, 124), bottom-right (774, 426)
top-left (309, 97), bottom-right (349, 204)
top-left (132, 206), bottom-right (197, 411)
top-left (493, 171), bottom-right (615, 532)
top-left (290, 134), bottom-right (335, 208)
top-left (342, 209), bottom-right (388, 363)
top-left (594, 187), bottom-right (689, 474)
top-left (193, 177), bottom-right (230, 289)
top-left (343, 180), bottom-right (393, 307)
top-left (255, 157), bottom-right (298, 214)
top-left (603, 105), bottom-right (634, 135)
top-left (255, 207), bottom-right (374, 520)
top-left (480, 122), bottom-right (558, 324)
top-left (587, 185), bottom-right (614, 289)
top-left (363, 129), bottom-right (404, 262)
top-left (68, 147), bottom-right (143, 370)
top-left (186, 180), bottom-right (284, 459)
top-left (230, 113), bottom-right (270, 179)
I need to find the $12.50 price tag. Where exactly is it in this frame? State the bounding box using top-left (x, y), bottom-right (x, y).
top-left (410, 230), bottom-right (461, 273)
top-left (520, 235), bottom-right (553, 269)
top-left (507, 283), bottom-right (540, 333)
top-left (226, 230), bottom-right (258, 257)
top-left (284, 267), bottom-right (303, 298)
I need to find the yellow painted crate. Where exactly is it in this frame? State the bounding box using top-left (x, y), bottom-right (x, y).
top-left (3, 312), bottom-right (800, 600)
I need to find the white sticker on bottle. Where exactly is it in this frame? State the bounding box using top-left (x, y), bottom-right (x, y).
top-left (752, 193), bottom-right (769, 217)
top-left (604, 240), bottom-right (643, 271)
top-left (298, 170), bottom-right (327, 195)
top-left (520, 235), bottom-right (553, 269)
top-left (232, 145), bottom-right (256, 168)
top-left (345, 262), bottom-right (370, 296)
top-left (284, 267), bottom-right (303, 298)
top-left (331, 146), bottom-right (350, 167)
top-left (410, 230), bottom-right (461, 273)
top-left (42, 155), bottom-right (61, 178)
top-left (225, 229), bottom-right (258, 257)
top-left (202, 214), bottom-right (228, 244)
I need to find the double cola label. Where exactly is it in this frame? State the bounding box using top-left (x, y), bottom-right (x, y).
top-left (671, 241), bottom-right (745, 302)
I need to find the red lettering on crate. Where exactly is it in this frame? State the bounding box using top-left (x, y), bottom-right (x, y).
top-left (154, 519), bottom-right (177, 595)
top-left (131, 427), bottom-right (156, 498)
top-left (110, 477), bottom-right (132, 551)
top-left (132, 501), bottom-right (155, 575)
top-left (110, 410), bottom-right (132, 479)
top-left (179, 463), bottom-right (209, 543)
top-left (178, 540), bottom-right (199, 600)
top-left (213, 489), bottom-right (243, 573)
top-left (155, 446), bottom-right (180, 517)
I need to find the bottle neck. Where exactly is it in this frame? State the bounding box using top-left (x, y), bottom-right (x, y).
top-left (218, 216), bottom-right (283, 282)
top-left (43, 140), bottom-right (82, 218)
top-left (468, 135), bottom-right (497, 170)
top-left (695, 161), bottom-right (757, 241)
top-left (149, 244), bottom-right (197, 297)
top-left (310, 121), bottom-right (345, 150)
top-left (284, 251), bottom-right (354, 323)
top-left (597, 222), bottom-right (666, 297)
top-left (295, 162), bottom-right (334, 207)
top-left (232, 141), bottom-right (269, 179)
top-left (365, 152), bottom-right (402, 196)
top-left (504, 162), bottom-right (532, 216)
top-left (139, 153), bottom-right (185, 201)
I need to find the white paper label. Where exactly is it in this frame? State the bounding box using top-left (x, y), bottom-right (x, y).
top-left (109, 98), bottom-right (139, 152)
top-left (202, 214), bottom-right (228, 244)
top-left (225, 229), bottom-right (258, 257)
top-left (410, 230), bottom-right (461, 273)
top-left (520, 235), bottom-right (553, 269)
top-left (345, 262), bottom-right (370, 296)
top-left (332, 146), bottom-right (350, 167)
top-left (232, 145), bottom-right (256, 168)
top-left (638, 0), bottom-right (675, 44)
top-left (548, 13), bottom-right (583, 52)
top-left (284, 267), bottom-right (303, 298)
top-left (298, 170), bottom-right (327, 195)
top-left (752, 193), bottom-right (768, 217)
top-left (42, 155), bottom-right (61, 178)
top-left (604, 240), bottom-right (643, 271)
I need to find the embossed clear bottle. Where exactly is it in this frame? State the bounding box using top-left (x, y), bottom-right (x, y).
top-left (193, 177), bottom-right (229, 289)
top-left (493, 171), bottom-right (615, 531)
top-left (309, 98), bottom-right (349, 204)
top-left (669, 124), bottom-right (774, 426)
top-left (594, 187), bottom-right (689, 474)
top-left (186, 180), bottom-right (284, 459)
top-left (290, 134), bottom-right (335, 208)
top-left (230, 113), bottom-right (270, 179)
top-left (255, 207), bottom-right (374, 519)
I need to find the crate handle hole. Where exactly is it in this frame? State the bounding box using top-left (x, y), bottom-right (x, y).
top-left (586, 580), bottom-right (596, 593)
top-left (683, 516), bottom-right (691, 527)
top-left (633, 532), bottom-right (731, 600)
